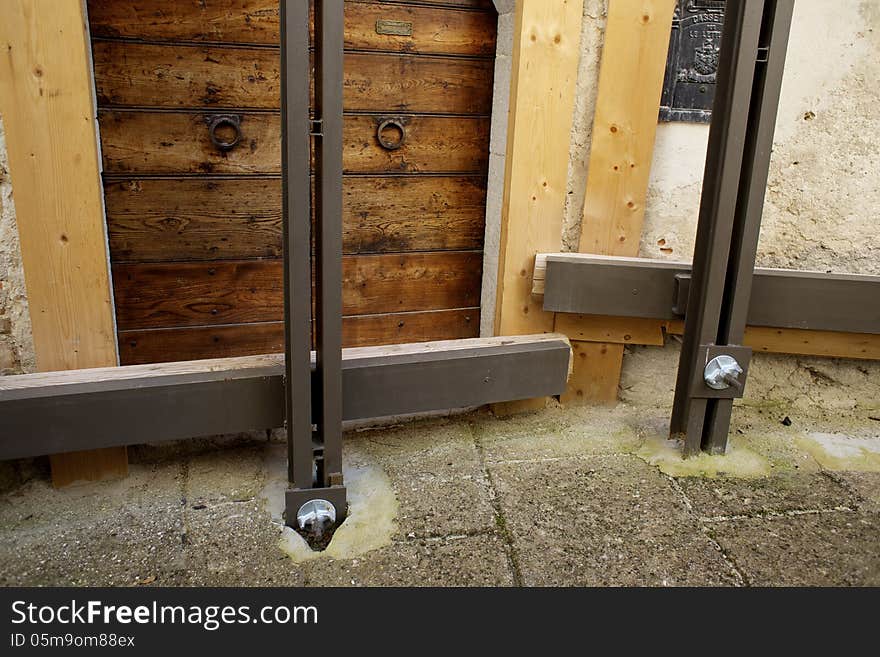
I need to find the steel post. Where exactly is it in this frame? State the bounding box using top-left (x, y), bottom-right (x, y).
top-left (280, 0), bottom-right (313, 489)
top-left (281, 0), bottom-right (347, 525)
top-left (670, 0), bottom-right (795, 455)
top-left (313, 0), bottom-right (345, 489)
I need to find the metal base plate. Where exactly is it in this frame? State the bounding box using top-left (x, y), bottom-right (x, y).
top-left (284, 485), bottom-right (348, 527)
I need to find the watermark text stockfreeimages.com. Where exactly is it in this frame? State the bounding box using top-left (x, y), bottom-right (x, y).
top-left (11, 599), bottom-right (317, 632)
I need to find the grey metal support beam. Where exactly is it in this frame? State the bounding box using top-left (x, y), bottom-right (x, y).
top-left (280, 0), bottom-right (313, 490)
top-left (720, 0), bottom-right (795, 347)
top-left (0, 336), bottom-right (573, 462)
top-left (313, 0), bottom-right (345, 490)
top-left (539, 254), bottom-right (880, 335)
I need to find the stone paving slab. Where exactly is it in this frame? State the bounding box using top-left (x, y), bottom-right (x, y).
top-left (184, 440), bottom-right (268, 505)
top-left (2, 407), bottom-right (879, 587)
top-left (347, 422), bottom-right (496, 539)
top-left (298, 534), bottom-right (513, 587)
top-left (0, 461), bottom-right (188, 586)
top-left (474, 409), bottom-right (641, 463)
top-left (0, 503), bottom-right (188, 587)
top-left (708, 512), bottom-right (880, 586)
top-left (676, 473), bottom-right (859, 518)
top-left (833, 472), bottom-right (880, 512)
top-left (490, 455), bottom-right (740, 586)
top-left (182, 501), bottom-right (304, 587)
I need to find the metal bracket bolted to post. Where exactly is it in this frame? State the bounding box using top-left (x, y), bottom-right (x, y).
top-left (689, 344), bottom-right (752, 400)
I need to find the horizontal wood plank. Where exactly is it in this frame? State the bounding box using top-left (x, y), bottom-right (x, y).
top-left (117, 308), bottom-right (480, 364)
top-left (554, 313), bottom-right (666, 346)
top-left (92, 42), bottom-right (493, 113)
top-left (342, 1), bottom-right (496, 55)
top-left (112, 252), bottom-right (483, 329)
top-left (105, 176), bottom-right (485, 261)
top-left (551, 315), bottom-right (880, 361)
top-left (98, 111), bottom-right (490, 174)
top-left (664, 320), bottom-right (880, 361)
top-left (88, 0), bottom-right (496, 55)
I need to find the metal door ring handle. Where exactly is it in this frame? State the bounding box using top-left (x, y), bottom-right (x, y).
top-left (207, 115), bottom-right (242, 152)
top-left (377, 118), bottom-right (406, 151)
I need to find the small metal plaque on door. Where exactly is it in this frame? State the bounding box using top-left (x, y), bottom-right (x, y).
top-left (376, 19), bottom-right (413, 37)
top-left (660, 0), bottom-right (726, 123)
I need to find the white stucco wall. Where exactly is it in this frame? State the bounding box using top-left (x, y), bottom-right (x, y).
top-left (639, 0), bottom-right (880, 275)
top-left (0, 118), bottom-right (35, 375)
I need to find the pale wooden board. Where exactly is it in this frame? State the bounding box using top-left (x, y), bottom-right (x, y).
top-left (559, 341), bottom-right (623, 406)
top-left (554, 314), bottom-right (880, 360)
top-left (490, 0), bottom-right (584, 415)
top-left (562, 0), bottom-right (676, 405)
top-left (493, 0), bottom-right (585, 337)
top-left (0, 0), bottom-right (126, 483)
top-left (555, 314), bottom-right (665, 346)
top-left (664, 321), bottom-right (880, 361)
top-left (577, 0), bottom-right (677, 256)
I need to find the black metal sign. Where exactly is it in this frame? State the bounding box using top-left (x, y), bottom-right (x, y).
top-left (660, 0), bottom-right (726, 123)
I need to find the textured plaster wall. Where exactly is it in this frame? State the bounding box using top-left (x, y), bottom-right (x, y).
top-left (624, 0), bottom-right (880, 416)
top-left (561, 0), bottom-right (608, 252)
top-left (638, 0), bottom-right (880, 274)
top-left (0, 117), bottom-right (35, 375)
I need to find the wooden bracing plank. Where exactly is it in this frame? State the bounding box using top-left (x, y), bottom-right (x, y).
top-left (561, 0), bottom-right (676, 405)
top-left (493, 0), bottom-right (584, 338)
top-left (0, 0), bottom-right (127, 485)
top-left (491, 0), bottom-right (584, 413)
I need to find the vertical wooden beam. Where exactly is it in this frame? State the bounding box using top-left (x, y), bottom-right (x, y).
top-left (493, 0), bottom-right (584, 413)
top-left (561, 0), bottom-right (676, 406)
top-left (0, 0), bottom-right (127, 484)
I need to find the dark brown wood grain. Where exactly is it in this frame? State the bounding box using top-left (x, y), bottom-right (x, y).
top-left (92, 43), bottom-right (493, 113)
top-left (87, 0), bottom-right (282, 45)
top-left (105, 178), bottom-right (283, 261)
top-left (342, 2), bottom-right (496, 55)
top-left (88, 0), bottom-right (496, 55)
top-left (98, 111), bottom-right (490, 174)
top-left (117, 307), bottom-right (479, 364)
top-left (91, 41), bottom-right (282, 110)
top-left (105, 176), bottom-right (486, 262)
top-left (112, 252), bottom-right (482, 330)
top-left (341, 175), bottom-right (486, 253)
top-left (90, 0), bottom-right (494, 362)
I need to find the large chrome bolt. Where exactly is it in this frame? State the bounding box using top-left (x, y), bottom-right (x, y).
top-left (296, 499), bottom-right (337, 530)
top-left (704, 355), bottom-right (744, 391)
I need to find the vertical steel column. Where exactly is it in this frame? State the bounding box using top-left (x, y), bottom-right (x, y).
top-left (702, 0), bottom-right (795, 452)
top-left (280, 0), bottom-right (314, 490)
top-left (670, 0), bottom-right (794, 456)
top-left (313, 0), bottom-right (345, 489)
top-left (281, 0), bottom-right (347, 525)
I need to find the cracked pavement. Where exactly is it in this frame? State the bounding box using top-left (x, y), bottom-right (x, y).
top-left (0, 398), bottom-right (877, 587)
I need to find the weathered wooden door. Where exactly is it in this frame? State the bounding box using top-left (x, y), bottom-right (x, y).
top-left (87, 0), bottom-right (496, 364)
